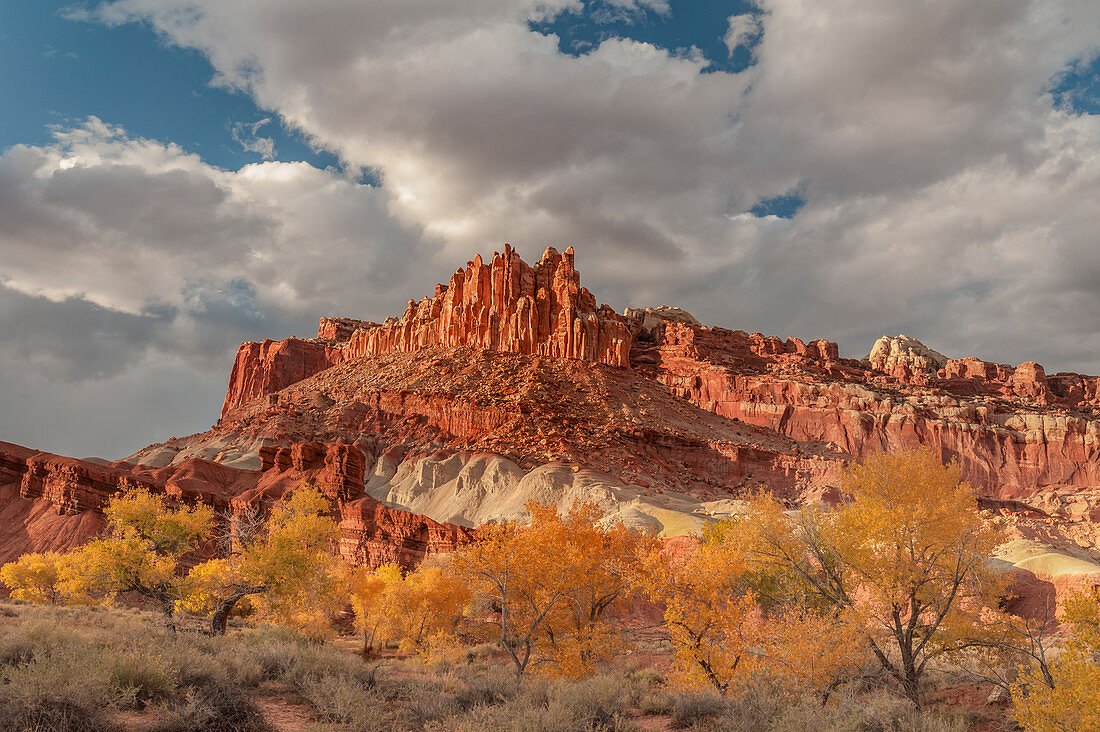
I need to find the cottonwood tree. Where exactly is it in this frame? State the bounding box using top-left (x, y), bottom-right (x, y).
top-left (637, 537), bottom-right (759, 692)
top-left (348, 559), bottom-right (470, 657)
top-left (450, 501), bottom-right (652, 677)
top-left (0, 551), bottom-right (66, 603)
top-left (182, 485), bottom-right (344, 636)
top-left (728, 448), bottom-right (1006, 707)
top-left (1012, 588), bottom-right (1100, 731)
top-left (637, 534), bottom-right (863, 696)
top-left (60, 486), bottom-right (215, 628)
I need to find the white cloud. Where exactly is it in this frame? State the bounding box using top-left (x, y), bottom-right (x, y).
top-left (7, 0), bottom-right (1100, 456)
top-left (230, 117), bottom-right (277, 160)
top-left (723, 13), bottom-right (761, 57)
top-left (0, 117), bottom-right (438, 454)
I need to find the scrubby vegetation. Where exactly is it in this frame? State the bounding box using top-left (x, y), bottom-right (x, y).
top-left (2, 448), bottom-right (1098, 730)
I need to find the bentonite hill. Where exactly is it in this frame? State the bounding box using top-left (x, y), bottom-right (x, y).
top-left (3, 245), bottom-right (1099, 610)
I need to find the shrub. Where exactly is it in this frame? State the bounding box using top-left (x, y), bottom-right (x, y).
top-left (109, 653), bottom-right (175, 708)
top-left (670, 691), bottom-right (728, 728)
top-left (299, 672), bottom-right (395, 731)
top-left (639, 692), bottom-right (673, 716)
top-left (451, 668), bottom-right (519, 711)
top-left (0, 651), bottom-right (113, 731)
top-left (0, 635), bottom-right (36, 667)
top-left (544, 674), bottom-right (631, 730)
top-left (150, 680), bottom-right (268, 732)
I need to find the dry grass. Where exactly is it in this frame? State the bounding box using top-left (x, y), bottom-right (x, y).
top-left (0, 601), bottom-right (993, 732)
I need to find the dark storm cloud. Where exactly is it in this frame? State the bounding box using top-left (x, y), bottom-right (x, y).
top-left (0, 285), bottom-right (168, 381)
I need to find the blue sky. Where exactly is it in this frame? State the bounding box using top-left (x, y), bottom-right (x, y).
top-left (1, 0), bottom-right (1099, 458)
top-left (2, 1), bottom-right (756, 174)
top-left (0, 1), bottom-right (339, 170)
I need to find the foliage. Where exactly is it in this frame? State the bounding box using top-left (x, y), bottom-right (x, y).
top-left (348, 558), bottom-right (470, 657)
top-left (58, 486), bottom-right (215, 622)
top-left (183, 484), bottom-right (345, 637)
top-left (1012, 588), bottom-right (1100, 731)
top-left (0, 551), bottom-right (65, 603)
top-left (637, 537), bottom-right (757, 692)
top-left (720, 448), bottom-right (1005, 706)
top-left (451, 501), bottom-right (655, 677)
top-left (638, 534), bottom-right (863, 696)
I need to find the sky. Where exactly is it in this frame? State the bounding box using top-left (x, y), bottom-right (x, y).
top-left (1, 0), bottom-right (1099, 459)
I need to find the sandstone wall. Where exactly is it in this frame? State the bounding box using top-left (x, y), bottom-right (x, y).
top-left (221, 245), bottom-right (631, 416)
top-left (640, 323), bottom-right (1100, 499)
top-left (0, 440), bottom-right (471, 571)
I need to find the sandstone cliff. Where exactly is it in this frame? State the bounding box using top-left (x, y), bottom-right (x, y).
top-left (221, 244), bottom-right (631, 417)
top-left (0, 439), bottom-right (470, 570)
top-left (5, 245), bottom-right (1100, 610)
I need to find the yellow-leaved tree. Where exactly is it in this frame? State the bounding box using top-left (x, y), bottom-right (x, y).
top-left (348, 559), bottom-right (470, 657)
top-left (59, 486), bottom-right (214, 627)
top-left (1012, 588), bottom-right (1100, 730)
top-left (729, 447), bottom-right (1006, 707)
top-left (182, 485), bottom-right (345, 637)
top-left (450, 501), bottom-right (654, 677)
top-left (0, 551), bottom-right (66, 603)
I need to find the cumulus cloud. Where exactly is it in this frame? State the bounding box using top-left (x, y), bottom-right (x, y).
top-left (93, 0), bottom-right (1100, 357)
top-left (6, 0), bottom-right (1100, 456)
top-left (723, 13), bottom-right (761, 57)
top-left (0, 117), bottom-right (434, 455)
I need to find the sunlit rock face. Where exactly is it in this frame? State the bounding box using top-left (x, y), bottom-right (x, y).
top-left (221, 244), bottom-right (631, 417)
top-left (4, 246), bottom-right (1100, 610)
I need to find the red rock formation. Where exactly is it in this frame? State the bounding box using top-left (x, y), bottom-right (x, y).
top-left (237, 441), bottom-right (474, 568)
top-left (317, 317), bottom-right (374, 343)
top-left (339, 496), bottom-right (476, 569)
top-left (220, 245), bottom-right (632, 416)
top-left (634, 320), bottom-right (1100, 501)
top-left (344, 244), bottom-right (631, 366)
top-left (0, 440), bottom-right (471, 572)
top-left (222, 338), bottom-right (344, 418)
top-left (10, 245), bottom-right (1100, 611)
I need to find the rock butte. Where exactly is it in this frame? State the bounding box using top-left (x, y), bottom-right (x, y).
top-left (1, 246), bottom-right (1098, 611)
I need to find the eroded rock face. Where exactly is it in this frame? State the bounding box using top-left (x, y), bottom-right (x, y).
top-left (220, 245), bottom-right (632, 416)
top-left (637, 322), bottom-right (1100, 502)
top-left (867, 334), bottom-right (948, 383)
top-left (624, 306), bottom-right (701, 334)
top-left (222, 339), bottom-right (344, 419)
top-left (0, 440), bottom-right (471, 571)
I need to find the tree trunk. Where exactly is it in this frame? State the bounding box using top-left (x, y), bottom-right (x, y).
top-left (209, 587), bottom-right (264, 635)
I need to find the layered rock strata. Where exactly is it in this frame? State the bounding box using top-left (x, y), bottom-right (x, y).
top-left (636, 324), bottom-right (1100, 503)
top-left (0, 440), bottom-right (470, 570)
top-left (221, 245), bottom-right (632, 416)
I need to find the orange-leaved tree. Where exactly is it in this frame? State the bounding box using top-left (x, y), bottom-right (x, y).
top-left (636, 536), bottom-right (760, 692)
top-left (450, 501), bottom-right (654, 677)
top-left (637, 529), bottom-right (864, 696)
top-left (730, 447), bottom-right (1005, 706)
top-left (1012, 588), bottom-right (1100, 731)
top-left (348, 558), bottom-right (470, 657)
